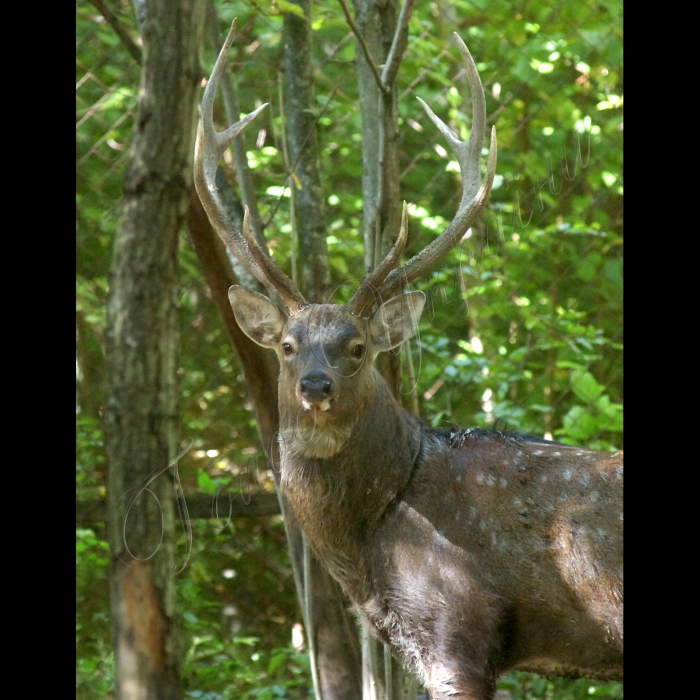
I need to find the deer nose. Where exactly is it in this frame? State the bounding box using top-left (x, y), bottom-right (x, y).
top-left (300, 371), bottom-right (333, 404)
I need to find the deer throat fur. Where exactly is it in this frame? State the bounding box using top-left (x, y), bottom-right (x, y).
top-left (279, 379), bottom-right (423, 593)
top-left (278, 418), bottom-right (356, 460)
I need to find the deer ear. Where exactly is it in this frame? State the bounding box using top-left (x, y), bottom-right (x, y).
top-left (228, 286), bottom-right (286, 349)
top-left (370, 291), bottom-right (425, 352)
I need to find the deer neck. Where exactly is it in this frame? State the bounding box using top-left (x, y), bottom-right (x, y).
top-left (279, 370), bottom-right (422, 593)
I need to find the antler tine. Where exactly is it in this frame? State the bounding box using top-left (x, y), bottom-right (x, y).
top-left (377, 34), bottom-right (498, 303)
top-left (194, 19), bottom-right (307, 314)
top-left (347, 202), bottom-right (408, 316)
top-left (240, 207), bottom-right (308, 313)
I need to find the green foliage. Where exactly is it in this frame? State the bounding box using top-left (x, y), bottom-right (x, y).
top-left (499, 671), bottom-right (623, 699)
top-left (77, 0), bottom-right (622, 696)
top-left (175, 518), bottom-right (311, 697)
top-left (76, 528), bottom-right (114, 699)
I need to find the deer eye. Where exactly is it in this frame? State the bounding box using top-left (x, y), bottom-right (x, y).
top-left (352, 344), bottom-right (365, 359)
top-left (282, 342), bottom-right (294, 355)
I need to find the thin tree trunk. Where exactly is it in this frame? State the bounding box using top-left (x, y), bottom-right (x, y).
top-left (284, 0), bottom-right (330, 302)
top-left (105, 2), bottom-right (206, 699)
top-left (351, 0), bottom-right (400, 275)
top-left (350, 0), bottom-right (405, 401)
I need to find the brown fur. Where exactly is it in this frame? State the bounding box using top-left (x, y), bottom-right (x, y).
top-left (232, 294), bottom-right (623, 700)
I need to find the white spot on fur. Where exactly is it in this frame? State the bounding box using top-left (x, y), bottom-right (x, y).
top-left (499, 477), bottom-right (508, 488)
top-left (540, 475), bottom-right (548, 483)
top-left (470, 506), bottom-right (478, 519)
top-left (476, 472), bottom-right (485, 484)
top-left (533, 450), bottom-right (544, 456)
top-left (486, 474), bottom-right (496, 486)
top-left (616, 467), bottom-right (623, 479)
top-left (580, 474), bottom-right (590, 487)
top-left (563, 468), bottom-right (572, 481)
top-left (480, 520), bottom-right (488, 531)
top-left (513, 498), bottom-right (522, 507)
top-left (590, 491), bottom-right (599, 503)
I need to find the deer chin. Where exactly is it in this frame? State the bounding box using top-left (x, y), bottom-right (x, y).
top-left (301, 398), bottom-right (334, 412)
top-left (279, 404), bottom-right (355, 459)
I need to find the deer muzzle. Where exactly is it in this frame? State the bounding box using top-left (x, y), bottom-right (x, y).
top-left (299, 370), bottom-right (334, 411)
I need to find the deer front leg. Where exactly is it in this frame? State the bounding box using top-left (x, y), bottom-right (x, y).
top-left (422, 661), bottom-right (497, 700)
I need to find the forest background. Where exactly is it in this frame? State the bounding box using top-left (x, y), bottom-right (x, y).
top-left (76, 0), bottom-right (623, 697)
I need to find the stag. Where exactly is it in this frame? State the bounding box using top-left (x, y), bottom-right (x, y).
top-left (194, 23), bottom-right (623, 700)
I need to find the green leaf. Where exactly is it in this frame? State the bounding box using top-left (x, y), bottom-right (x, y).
top-left (277, 0), bottom-right (306, 18)
top-left (571, 370), bottom-right (604, 403)
top-left (268, 653), bottom-right (286, 674)
top-left (560, 406), bottom-right (598, 441)
top-left (197, 469), bottom-right (217, 495)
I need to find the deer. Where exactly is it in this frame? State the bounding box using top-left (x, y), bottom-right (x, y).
top-left (194, 22), bottom-right (623, 700)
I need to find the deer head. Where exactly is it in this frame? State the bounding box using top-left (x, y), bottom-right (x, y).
top-left (193, 22), bottom-right (496, 449)
top-left (229, 285), bottom-right (425, 458)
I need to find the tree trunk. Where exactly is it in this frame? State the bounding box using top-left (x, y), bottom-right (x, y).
top-left (351, 0), bottom-right (400, 275)
top-left (105, 1), bottom-right (206, 698)
top-left (284, 0), bottom-right (330, 302)
top-left (350, 0), bottom-right (404, 401)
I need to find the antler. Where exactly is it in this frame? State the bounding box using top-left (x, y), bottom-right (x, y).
top-left (348, 33), bottom-right (498, 317)
top-left (194, 20), bottom-right (307, 314)
top-left (346, 202), bottom-right (408, 315)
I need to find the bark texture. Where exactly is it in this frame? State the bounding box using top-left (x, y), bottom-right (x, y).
top-left (284, 0), bottom-right (330, 301)
top-left (351, 0), bottom-right (401, 274)
top-left (350, 0), bottom-right (405, 403)
top-left (105, 1), bottom-right (206, 698)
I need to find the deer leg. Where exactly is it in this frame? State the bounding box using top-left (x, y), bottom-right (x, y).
top-left (423, 663), bottom-right (497, 700)
top-left (417, 639), bottom-right (498, 700)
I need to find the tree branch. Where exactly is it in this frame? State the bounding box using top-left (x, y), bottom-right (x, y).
top-left (381, 0), bottom-right (416, 87)
top-left (86, 0), bottom-right (142, 64)
top-left (76, 492), bottom-right (282, 524)
top-left (338, 0), bottom-right (388, 95)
